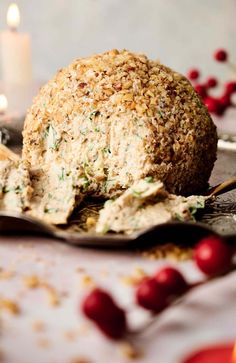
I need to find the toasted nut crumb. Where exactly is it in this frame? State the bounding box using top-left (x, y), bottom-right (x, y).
top-left (120, 267), bottom-right (147, 286)
top-left (23, 275), bottom-right (41, 288)
top-left (119, 342), bottom-right (143, 360)
top-left (80, 275), bottom-right (95, 288)
top-left (141, 243), bottom-right (192, 261)
top-left (0, 298), bottom-right (20, 315)
top-left (23, 275), bottom-right (60, 306)
top-left (46, 287), bottom-right (60, 306)
top-left (86, 217), bottom-right (96, 228)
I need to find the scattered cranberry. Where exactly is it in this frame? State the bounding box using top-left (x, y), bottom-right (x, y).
top-left (204, 96), bottom-right (225, 115)
top-left (225, 81), bottom-right (236, 95)
top-left (219, 94), bottom-right (231, 108)
top-left (96, 306), bottom-right (127, 339)
top-left (154, 267), bottom-right (188, 296)
top-left (195, 84), bottom-right (207, 98)
top-left (82, 288), bottom-right (127, 339)
top-left (194, 236), bottom-right (232, 276)
top-left (136, 277), bottom-right (169, 312)
top-left (206, 77), bottom-right (218, 88)
top-left (188, 69), bottom-right (200, 80)
top-left (214, 49), bottom-right (228, 62)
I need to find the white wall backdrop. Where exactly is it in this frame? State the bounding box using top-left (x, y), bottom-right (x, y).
top-left (0, 0), bottom-right (235, 82)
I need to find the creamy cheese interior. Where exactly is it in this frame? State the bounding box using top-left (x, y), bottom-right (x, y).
top-left (0, 145), bottom-right (206, 232)
top-left (0, 146), bottom-right (32, 213)
top-left (96, 178), bottom-right (206, 234)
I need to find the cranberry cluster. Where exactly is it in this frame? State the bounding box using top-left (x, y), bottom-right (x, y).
top-left (187, 49), bottom-right (236, 116)
top-left (81, 235), bottom-right (234, 340)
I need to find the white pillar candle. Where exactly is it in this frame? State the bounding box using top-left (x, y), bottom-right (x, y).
top-left (0, 3), bottom-right (32, 84)
top-left (0, 94), bottom-right (8, 114)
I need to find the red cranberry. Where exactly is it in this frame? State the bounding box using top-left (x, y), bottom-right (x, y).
top-left (219, 94), bottom-right (231, 108)
top-left (188, 69), bottom-right (200, 81)
top-left (204, 97), bottom-right (225, 115)
top-left (82, 288), bottom-right (117, 321)
top-left (194, 236), bottom-right (232, 276)
top-left (96, 307), bottom-right (126, 339)
top-left (214, 49), bottom-right (228, 62)
top-left (155, 267), bottom-right (188, 296)
top-left (206, 77), bottom-right (218, 88)
top-left (82, 288), bottom-right (127, 339)
top-left (136, 277), bottom-right (169, 312)
top-left (195, 84), bottom-right (207, 98)
top-left (225, 81), bottom-right (236, 95)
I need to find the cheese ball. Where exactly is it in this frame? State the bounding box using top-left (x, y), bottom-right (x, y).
top-left (23, 49), bottom-right (217, 198)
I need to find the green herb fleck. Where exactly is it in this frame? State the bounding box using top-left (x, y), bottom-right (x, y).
top-left (14, 185), bottom-right (23, 194)
top-left (145, 176), bottom-right (154, 183)
top-left (89, 110), bottom-right (100, 120)
top-left (58, 167), bottom-right (65, 181)
top-left (2, 186), bottom-right (10, 193)
top-left (44, 125), bottom-right (61, 150)
top-left (174, 213), bottom-right (185, 221)
top-left (79, 176), bottom-right (91, 192)
top-left (44, 207), bottom-right (59, 214)
top-left (131, 189), bottom-right (143, 197)
top-left (102, 147), bottom-right (111, 154)
top-left (102, 224), bottom-right (110, 234)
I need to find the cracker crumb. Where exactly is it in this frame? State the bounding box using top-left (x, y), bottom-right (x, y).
top-left (0, 298), bottom-right (20, 315)
top-left (119, 342), bottom-right (143, 360)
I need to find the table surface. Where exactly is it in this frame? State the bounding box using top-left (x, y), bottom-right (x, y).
top-left (0, 144), bottom-right (236, 363)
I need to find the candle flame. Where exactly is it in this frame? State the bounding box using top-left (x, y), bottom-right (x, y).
top-left (7, 3), bottom-right (20, 30)
top-left (232, 343), bottom-right (236, 363)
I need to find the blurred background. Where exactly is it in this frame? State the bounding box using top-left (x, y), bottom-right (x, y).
top-left (0, 0), bottom-right (235, 80)
top-left (0, 0), bottom-right (236, 137)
